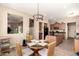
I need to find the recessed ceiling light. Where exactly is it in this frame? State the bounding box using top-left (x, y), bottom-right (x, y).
top-left (67, 11), bottom-right (78, 17)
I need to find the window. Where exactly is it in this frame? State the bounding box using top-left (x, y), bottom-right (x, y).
top-left (7, 14), bottom-right (23, 34)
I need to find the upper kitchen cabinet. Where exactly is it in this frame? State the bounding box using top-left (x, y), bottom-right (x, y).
top-left (50, 22), bottom-right (65, 30)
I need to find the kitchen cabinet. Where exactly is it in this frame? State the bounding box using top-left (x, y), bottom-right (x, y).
top-left (50, 22), bottom-right (65, 30)
top-left (74, 38), bottom-right (79, 52)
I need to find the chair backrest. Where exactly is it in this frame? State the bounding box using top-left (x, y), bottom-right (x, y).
top-left (26, 35), bottom-right (33, 41)
top-left (45, 35), bottom-right (56, 43)
top-left (47, 41), bottom-right (56, 56)
top-left (16, 42), bottom-right (23, 56)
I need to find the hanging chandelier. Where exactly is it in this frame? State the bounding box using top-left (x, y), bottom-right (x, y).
top-left (33, 4), bottom-right (44, 21)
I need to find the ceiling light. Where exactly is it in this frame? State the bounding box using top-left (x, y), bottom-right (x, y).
top-left (67, 11), bottom-right (78, 17)
top-left (33, 3), bottom-right (44, 21)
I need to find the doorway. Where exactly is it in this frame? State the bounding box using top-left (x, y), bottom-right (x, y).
top-left (29, 18), bottom-right (34, 39)
top-left (67, 22), bottom-right (76, 39)
top-left (39, 22), bottom-right (43, 40)
top-left (44, 23), bottom-right (48, 39)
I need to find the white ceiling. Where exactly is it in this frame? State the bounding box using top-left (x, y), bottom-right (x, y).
top-left (0, 3), bottom-right (79, 20)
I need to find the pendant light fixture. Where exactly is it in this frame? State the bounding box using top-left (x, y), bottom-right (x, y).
top-left (33, 3), bottom-right (44, 21)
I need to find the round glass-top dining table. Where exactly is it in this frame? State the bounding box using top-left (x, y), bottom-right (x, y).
top-left (27, 40), bottom-right (48, 56)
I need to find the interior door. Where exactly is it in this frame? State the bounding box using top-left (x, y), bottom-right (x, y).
top-left (68, 22), bottom-right (76, 38)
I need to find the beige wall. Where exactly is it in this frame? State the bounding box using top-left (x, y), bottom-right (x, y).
top-left (0, 6), bottom-right (31, 47)
top-left (0, 6), bottom-right (49, 47)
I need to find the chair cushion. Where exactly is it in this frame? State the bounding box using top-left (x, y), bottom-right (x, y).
top-left (38, 48), bottom-right (48, 56)
top-left (23, 48), bottom-right (33, 56)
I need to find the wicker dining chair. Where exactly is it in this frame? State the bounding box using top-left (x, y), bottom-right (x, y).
top-left (16, 42), bottom-right (33, 56)
top-left (26, 35), bottom-right (33, 42)
top-left (38, 41), bottom-right (56, 56)
top-left (45, 35), bottom-right (56, 43)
